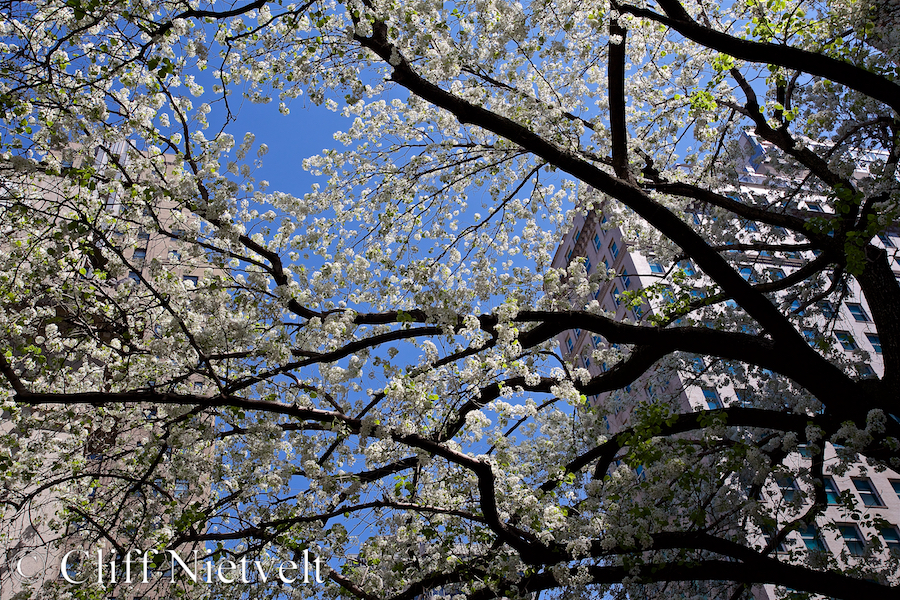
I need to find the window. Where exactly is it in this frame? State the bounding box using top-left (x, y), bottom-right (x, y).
top-left (633, 304), bottom-right (643, 319)
top-left (565, 337), bottom-right (574, 353)
top-left (137, 230), bottom-right (150, 240)
top-left (175, 479), bottom-right (189, 496)
top-left (761, 525), bottom-right (786, 552)
top-left (610, 240), bottom-right (619, 258)
top-left (867, 334), bottom-right (883, 354)
top-left (592, 335), bottom-right (603, 348)
top-left (585, 258), bottom-right (592, 273)
top-left (839, 524), bottom-right (865, 556)
top-left (802, 329), bottom-right (818, 345)
top-left (857, 364), bottom-right (875, 378)
top-left (658, 286), bottom-right (676, 306)
top-left (880, 525), bottom-right (900, 555)
top-left (593, 233), bottom-right (602, 251)
top-left (602, 258), bottom-right (610, 273)
top-left (825, 478), bottom-right (840, 505)
top-left (777, 477), bottom-right (799, 503)
top-left (702, 388), bottom-right (722, 410)
top-left (820, 301), bottom-right (836, 319)
top-left (790, 300), bottom-right (803, 315)
top-left (610, 286), bottom-right (621, 306)
top-left (877, 233), bottom-right (895, 248)
top-left (566, 248), bottom-right (573, 262)
top-left (649, 261), bottom-right (665, 274)
top-left (621, 269), bottom-right (631, 288)
top-left (690, 288), bottom-right (707, 300)
top-left (128, 271), bottom-right (141, 282)
top-left (799, 524), bottom-right (826, 552)
top-left (739, 267), bottom-right (755, 281)
top-left (736, 388), bottom-right (753, 407)
top-left (573, 230), bottom-right (581, 243)
top-left (183, 275), bottom-right (199, 286)
top-left (133, 248), bottom-right (147, 261)
top-left (846, 303), bottom-right (870, 322)
top-left (891, 480), bottom-right (900, 499)
top-left (574, 328), bottom-right (582, 339)
top-left (835, 331), bottom-right (857, 351)
top-left (582, 355), bottom-right (591, 369)
top-left (806, 202), bottom-right (823, 212)
top-left (677, 260), bottom-right (695, 277)
top-left (744, 221), bottom-right (759, 232)
top-left (168, 250), bottom-right (181, 261)
top-left (852, 478), bottom-right (884, 506)
top-left (692, 357), bottom-right (706, 372)
top-left (722, 362), bottom-right (741, 377)
top-left (768, 268), bottom-right (785, 280)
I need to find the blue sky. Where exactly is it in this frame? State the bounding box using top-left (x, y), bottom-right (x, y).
top-left (215, 95), bottom-right (347, 198)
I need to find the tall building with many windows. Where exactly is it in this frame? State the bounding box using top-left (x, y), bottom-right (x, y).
top-left (552, 132), bottom-right (900, 599)
top-left (0, 143), bottom-right (214, 600)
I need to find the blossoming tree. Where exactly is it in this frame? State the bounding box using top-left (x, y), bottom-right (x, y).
top-left (1, 0), bottom-right (898, 598)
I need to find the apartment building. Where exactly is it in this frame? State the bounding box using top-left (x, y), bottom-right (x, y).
top-left (551, 133), bottom-right (900, 599)
top-left (0, 143), bottom-right (213, 600)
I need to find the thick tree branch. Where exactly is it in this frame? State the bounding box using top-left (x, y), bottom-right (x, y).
top-left (619, 0), bottom-right (900, 114)
top-left (540, 407), bottom-right (831, 492)
top-left (608, 13), bottom-right (630, 181)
